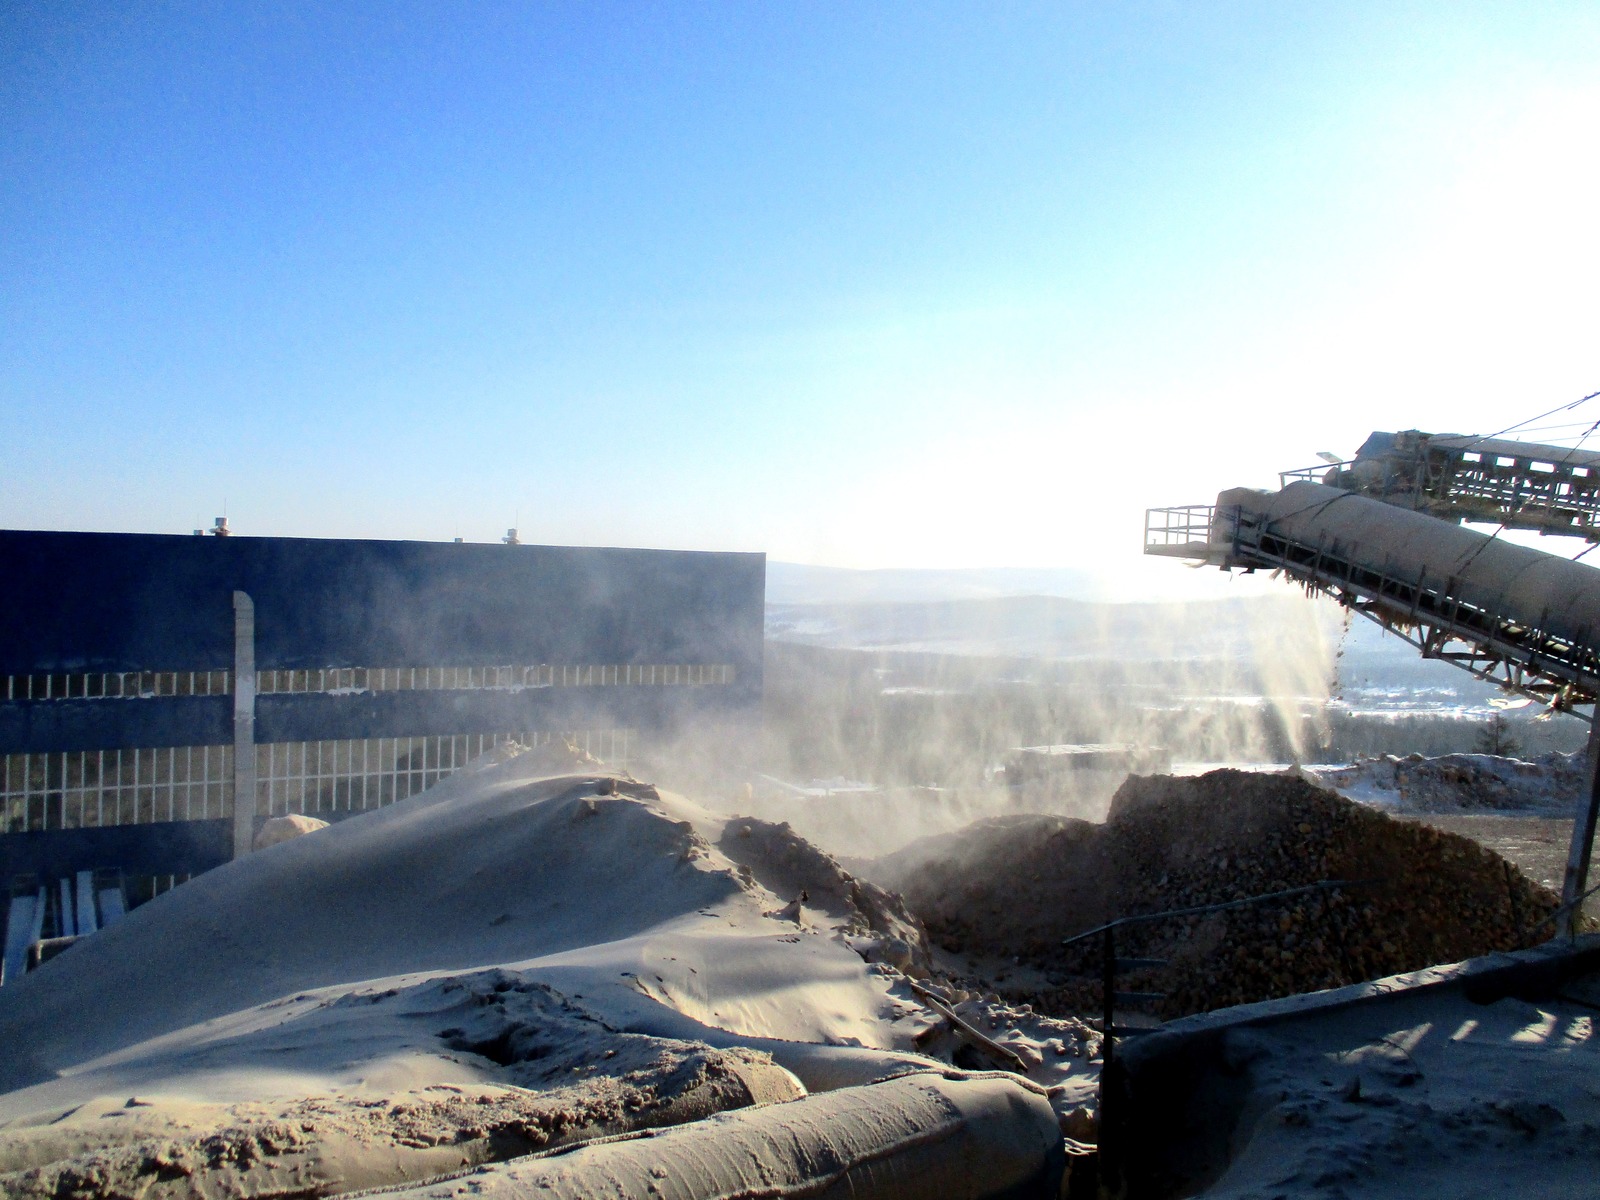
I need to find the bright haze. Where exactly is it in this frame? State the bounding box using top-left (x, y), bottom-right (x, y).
top-left (3, 3), bottom-right (1596, 602)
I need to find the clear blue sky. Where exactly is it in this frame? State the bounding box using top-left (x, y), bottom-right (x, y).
top-left (3, 2), bottom-right (1597, 597)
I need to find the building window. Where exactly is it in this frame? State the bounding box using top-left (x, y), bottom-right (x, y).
top-left (1, 730), bottom-right (632, 833)
top-left (3, 663), bottom-right (735, 702)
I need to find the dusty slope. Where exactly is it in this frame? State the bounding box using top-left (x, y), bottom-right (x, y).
top-left (0, 971), bottom-right (797, 1200)
top-left (0, 759), bottom-right (921, 1093)
top-left (0, 748), bottom-right (1096, 1198)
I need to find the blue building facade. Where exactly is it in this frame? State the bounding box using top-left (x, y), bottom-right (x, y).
top-left (0, 530), bottom-right (764, 920)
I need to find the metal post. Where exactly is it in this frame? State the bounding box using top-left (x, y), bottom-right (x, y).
top-left (232, 591), bottom-right (257, 859)
top-left (1560, 719), bottom-right (1600, 937)
top-left (1101, 924), bottom-right (1116, 1070)
top-left (1099, 922), bottom-right (1120, 1194)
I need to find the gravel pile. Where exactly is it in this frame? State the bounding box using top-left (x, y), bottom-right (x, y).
top-left (1313, 750), bottom-right (1583, 813)
top-left (877, 769), bottom-right (1568, 1019)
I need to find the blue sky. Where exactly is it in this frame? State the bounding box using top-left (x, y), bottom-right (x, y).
top-left (3, 3), bottom-right (1597, 598)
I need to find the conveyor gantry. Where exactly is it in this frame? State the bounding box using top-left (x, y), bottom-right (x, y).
top-left (1282, 430), bottom-right (1600, 542)
top-left (1145, 477), bottom-right (1600, 934)
top-left (1146, 481), bottom-right (1600, 714)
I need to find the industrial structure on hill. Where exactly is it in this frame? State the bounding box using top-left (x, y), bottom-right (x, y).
top-left (1, 529), bottom-right (764, 976)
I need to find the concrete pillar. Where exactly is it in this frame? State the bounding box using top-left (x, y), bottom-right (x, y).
top-left (232, 591), bottom-right (257, 859)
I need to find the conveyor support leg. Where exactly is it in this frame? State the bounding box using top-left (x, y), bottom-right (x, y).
top-left (1560, 722), bottom-right (1600, 937)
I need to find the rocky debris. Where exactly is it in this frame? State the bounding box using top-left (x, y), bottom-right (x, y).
top-left (882, 975), bottom-right (1102, 1136)
top-left (1311, 751), bottom-right (1583, 814)
top-left (0, 970), bottom-right (801, 1200)
top-left (875, 770), bottom-right (1571, 1020)
top-left (718, 816), bottom-right (933, 975)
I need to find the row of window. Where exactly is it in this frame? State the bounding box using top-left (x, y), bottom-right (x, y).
top-left (255, 662), bottom-right (734, 694)
top-left (3, 671), bottom-right (233, 702)
top-left (0, 728), bottom-right (631, 834)
top-left (2, 662), bottom-right (735, 702)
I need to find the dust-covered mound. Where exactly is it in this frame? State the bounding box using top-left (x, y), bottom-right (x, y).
top-left (873, 769), bottom-right (1565, 1019)
top-left (1311, 750), bottom-right (1583, 814)
top-left (0, 756), bottom-right (953, 1199)
top-left (0, 970), bottom-right (798, 1200)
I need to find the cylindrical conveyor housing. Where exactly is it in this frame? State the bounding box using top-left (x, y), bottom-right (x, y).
top-left (371, 1070), bottom-right (1065, 1200)
top-left (1215, 482), bottom-right (1600, 653)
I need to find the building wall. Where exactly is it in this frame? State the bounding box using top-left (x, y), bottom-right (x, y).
top-left (0, 531), bottom-right (764, 893)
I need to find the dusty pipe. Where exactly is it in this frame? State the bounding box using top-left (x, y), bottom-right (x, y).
top-left (371, 1070), bottom-right (1065, 1200)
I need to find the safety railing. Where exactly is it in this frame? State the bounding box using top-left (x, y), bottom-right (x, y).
top-left (1, 728), bottom-right (634, 833)
top-left (1279, 463), bottom-right (1345, 488)
top-left (4, 663), bottom-right (737, 703)
top-left (1061, 878), bottom-right (1374, 1058)
top-left (1143, 505), bottom-right (1220, 557)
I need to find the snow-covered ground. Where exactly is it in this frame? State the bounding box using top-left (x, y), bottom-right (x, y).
top-left (1306, 751), bottom-right (1583, 815)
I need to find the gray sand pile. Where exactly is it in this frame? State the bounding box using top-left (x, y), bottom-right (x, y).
top-left (873, 769), bottom-right (1567, 1019)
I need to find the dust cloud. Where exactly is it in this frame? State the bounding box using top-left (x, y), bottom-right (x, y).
top-left (635, 593), bottom-right (1350, 860)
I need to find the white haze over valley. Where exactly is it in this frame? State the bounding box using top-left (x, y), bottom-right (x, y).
top-left (766, 561), bottom-right (1515, 723)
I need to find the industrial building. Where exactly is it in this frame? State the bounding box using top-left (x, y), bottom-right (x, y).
top-left (0, 529), bottom-right (764, 968)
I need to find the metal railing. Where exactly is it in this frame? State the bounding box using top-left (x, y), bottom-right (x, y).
top-left (1520, 875), bottom-right (1600, 943)
top-left (1279, 463), bottom-right (1344, 488)
top-left (1282, 448), bottom-right (1600, 541)
top-left (1077, 878), bottom-right (1377, 1188)
top-left (4, 662), bottom-right (737, 703)
top-left (2, 728), bottom-right (634, 833)
top-left (1143, 504), bottom-right (1220, 556)
top-left (1061, 878), bottom-right (1375, 1056)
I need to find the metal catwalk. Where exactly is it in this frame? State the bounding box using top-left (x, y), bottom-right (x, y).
top-left (1282, 430), bottom-right (1600, 541)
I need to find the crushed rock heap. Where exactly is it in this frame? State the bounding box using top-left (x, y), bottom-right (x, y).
top-left (871, 769), bottom-right (1567, 1020)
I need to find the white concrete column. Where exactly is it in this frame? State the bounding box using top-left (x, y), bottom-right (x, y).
top-left (232, 591), bottom-right (257, 859)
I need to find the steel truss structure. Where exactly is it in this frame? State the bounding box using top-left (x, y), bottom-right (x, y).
top-left (1282, 431), bottom-right (1600, 542)
top-left (1147, 501), bottom-right (1600, 718)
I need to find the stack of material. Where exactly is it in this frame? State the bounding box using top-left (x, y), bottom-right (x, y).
top-left (1312, 750), bottom-right (1583, 813)
top-left (875, 769), bottom-right (1566, 1019)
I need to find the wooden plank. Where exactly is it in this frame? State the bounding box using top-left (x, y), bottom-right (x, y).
top-left (2, 893), bottom-right (39, 986)
top-left (28, 886), bottom-right (44, 945)
top-left (98, 885), bottom-right (127, 927)
top-left (75, 871), bottom-right (97, 936)
top-left (57, 878), bottom-right (73, 940)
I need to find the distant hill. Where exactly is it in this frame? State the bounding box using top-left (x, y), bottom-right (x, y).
top-left (766, 592), bottom-right (1337, 664)
top-left (763, 564), bottom-right (1507, 708)
top-left (765, 562), bottom-right (1111, 605)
